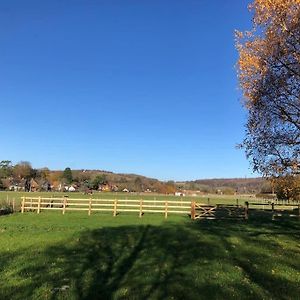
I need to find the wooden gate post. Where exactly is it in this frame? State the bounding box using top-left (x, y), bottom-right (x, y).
top-left (271, 202), bottom-right (275, 220)
top-left (21, 197), bottom-right (25, 213)
top-left (244, 201), bottom-right (249, 220)
top-left (37, 196), bottom-right (41, 214)
top-left (191, 201), bottom-right (196, 220)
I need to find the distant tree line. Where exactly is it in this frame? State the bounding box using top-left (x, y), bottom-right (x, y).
top-left (1, 160), bottom-right (298, 199)
top-left (0, 160), bottom-right (177, 194)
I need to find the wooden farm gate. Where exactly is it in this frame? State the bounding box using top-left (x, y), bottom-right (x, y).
top-left (191, 202), bottom-right (247, 220)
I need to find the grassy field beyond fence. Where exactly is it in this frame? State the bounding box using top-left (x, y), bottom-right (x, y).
top-left (0, 191), bottom-right (260, 208)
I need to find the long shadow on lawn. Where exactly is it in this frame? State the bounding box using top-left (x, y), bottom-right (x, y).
top-left (1, 217), bottom-right (300, 300)
top-left (191, 216), bottom-right (300, 299)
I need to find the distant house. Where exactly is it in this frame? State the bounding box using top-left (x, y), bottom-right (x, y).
top-left (1, 178), bottom-right (11, 190)
top-left (64, 185), bottom-right (77, 192)
top-left (40, 181), bottom-right (51, 192)
top-left (68, 186), bottom-right (76, 192)
top-left (111, 185), bottom-right (118, 192)
top-left (216, 189), bottom-right (223, 195)
top-left (175, 192), bottom-right (186, 197)
top-left (9, 184), bottom-right (22, 191)
top-left (30, 179), bottom-right (39, 192)
top-left (99, 183), bottom-right (111, 192)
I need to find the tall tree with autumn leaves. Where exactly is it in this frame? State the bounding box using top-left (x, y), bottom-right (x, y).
top-left (236, 0), bottom-right (300, 177)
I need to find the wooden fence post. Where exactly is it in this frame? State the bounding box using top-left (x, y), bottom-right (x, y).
top-left (113, 199), bottom-right (117, 217)
top-left (62, 197), bottom-right (66, 215)
top-left (245, 201), bottom-right (249, 220)
top-left (12, 198), bottom-right (15, 212)
top-left (88, 198), bottom-right (92, 216)
top-left (164, 201), bottom-right (168, 219)
top-left (37, 196), bottom-right (41, 214)
top-left (139, 200), bottom-right (143, 218)
top-left (271, 202), bottom-right (275, 220)
top-left (21, 197), bottom-right (25, 213)
top-left (191, 201), bottom-right (196, 220)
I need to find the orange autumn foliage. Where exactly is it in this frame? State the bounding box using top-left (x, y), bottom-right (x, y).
top-left (236, 0), bottom-right (300, 176)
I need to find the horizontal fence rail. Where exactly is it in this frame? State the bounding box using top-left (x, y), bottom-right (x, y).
top-left (21, 197), bottom-right (192, 218)
top-left (245, 201), bottom-right (300, 219)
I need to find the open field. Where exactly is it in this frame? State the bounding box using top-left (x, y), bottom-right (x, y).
top-left (0, 191), bottom-right (258, 209)
top-left (1, 210), bottom-right (300, 299)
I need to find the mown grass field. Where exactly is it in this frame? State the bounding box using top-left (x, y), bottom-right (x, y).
top-left (0, 191), bottom-right (255, 209)
top-left (0, 192), bottom-right (300, 299)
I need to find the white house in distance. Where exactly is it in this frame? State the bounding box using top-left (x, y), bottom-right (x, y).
top-left (68, 186), bottom-right (76, 192)
top-left (64, 185), bottom-right (77, 192)
top-left (175, 191), bottom-right (186, 197)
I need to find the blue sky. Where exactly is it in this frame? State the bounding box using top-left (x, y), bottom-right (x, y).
top-left (0, 0), bottom-right (254, 181)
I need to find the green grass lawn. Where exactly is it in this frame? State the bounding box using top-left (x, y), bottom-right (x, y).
top-left (0, 211), bottom-right (299, 299)
top-left (0, 191), bottom-right (256, 208)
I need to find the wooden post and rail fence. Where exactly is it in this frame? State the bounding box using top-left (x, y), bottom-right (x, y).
top-left (18, 196), bottom-right (300, 220)
top-left (20, 197), bottom-right (192, 219)
top-left (20, 196), bottom-right (251, 220)
top-left (245, 201), bottom-right (300, 219)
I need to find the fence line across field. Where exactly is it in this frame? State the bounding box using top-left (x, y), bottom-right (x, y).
top-left (245, 201), bottom-right (300, 219)
top-left (21, 197), bottom-right (192, 218)
top-left (22, 197), bottom-right (299, 220)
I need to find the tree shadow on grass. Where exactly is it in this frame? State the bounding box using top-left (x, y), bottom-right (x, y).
top-left (189, 216), bottom-right (300, 300)
top-left (1, 217), bottom-right (300, 300)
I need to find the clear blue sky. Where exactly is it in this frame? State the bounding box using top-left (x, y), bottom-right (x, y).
top-left (0, 0), bottom-right (254, 181)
